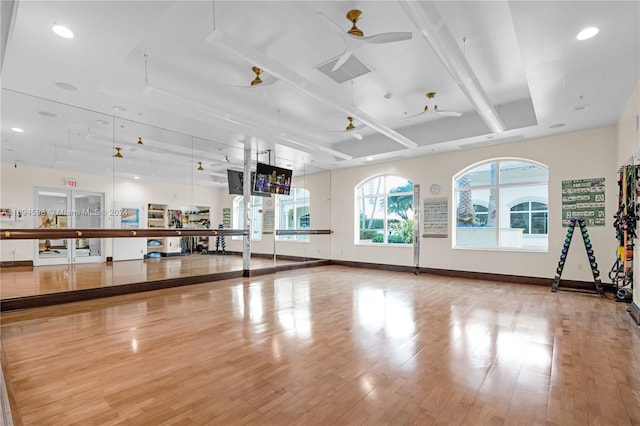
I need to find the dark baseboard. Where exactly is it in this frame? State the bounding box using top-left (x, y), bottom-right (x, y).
top-left (629, 302), bottom-right (640, 326)
top-left (330, 260), bottom-right (608, 291)
top-left (0, 260), bottom-right (33, 268)
top-left (0, 257), bottom-right (617, 312)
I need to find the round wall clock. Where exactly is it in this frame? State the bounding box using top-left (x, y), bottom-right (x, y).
top-left (430, 183), bottom-right (441, 194)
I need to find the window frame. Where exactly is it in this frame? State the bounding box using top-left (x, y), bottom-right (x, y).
top-left (355, 174), bottom-right (414, 246)
top-left (277, 187), bottom-right (310, 242)
top-left (232, 196), bottom-right (263, 241)
top-left (453, 158), bottom-right (549, 252)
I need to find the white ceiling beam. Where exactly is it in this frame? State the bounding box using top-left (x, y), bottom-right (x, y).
top-left (207, 30), bottom-right (418, 150)
top-left (398, 0), bottom-right (506, 134)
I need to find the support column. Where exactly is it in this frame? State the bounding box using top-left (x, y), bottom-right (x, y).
top-left (242, 139), bottom-right (251, 276)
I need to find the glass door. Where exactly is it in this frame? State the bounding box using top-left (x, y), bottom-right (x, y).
top-left (34, 188), bottom-right (105, 265)
top-left (71, 191), bottom-right (105, 263)
top-left (35, 189), bottom-right (71, 266)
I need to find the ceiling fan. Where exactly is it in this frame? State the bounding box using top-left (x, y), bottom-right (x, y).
top-left (403, 92), bottom-right (463, 120)
top-left (227, 66), bottom-right (278, 88)
top-left (328, 116), bottom-right (364, 140)
top-left (318, 9), bottom-right (413, 72)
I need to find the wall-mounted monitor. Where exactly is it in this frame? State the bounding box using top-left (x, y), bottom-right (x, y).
top-left (253, 162), bottom-right (292, 195)
top-left (226, 169), bottom-right (271, 197)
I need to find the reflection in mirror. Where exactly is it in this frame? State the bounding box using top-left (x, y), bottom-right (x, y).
top-left (0, 89), bottom-right (332, 305)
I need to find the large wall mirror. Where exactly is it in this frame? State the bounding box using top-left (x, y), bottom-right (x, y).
top-left (0, 89), bottom-right (333, 303)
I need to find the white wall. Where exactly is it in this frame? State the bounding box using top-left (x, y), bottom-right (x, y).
top-left (330, 126), bottom-right (618, 282)
top-left (0, 125), bottom-right (625, 284)
top-left (617, 80), bottom-right (640, 167)
top-left (0, 164), bottom-right (221, 262)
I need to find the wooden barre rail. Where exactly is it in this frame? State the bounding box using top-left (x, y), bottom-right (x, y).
top-left (0, 228), bottom-right (249, 240)
top-left (275, 229), bottom-right (332, 235)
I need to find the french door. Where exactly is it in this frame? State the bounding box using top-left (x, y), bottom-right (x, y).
top-left (34, 188), bottom-right (105, 266)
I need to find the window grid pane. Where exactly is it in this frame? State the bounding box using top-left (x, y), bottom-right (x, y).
top-left (455, 161), bottom-right (548, 250)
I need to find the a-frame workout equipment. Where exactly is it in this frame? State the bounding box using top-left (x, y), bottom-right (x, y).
top-left (552, 217), bottom-right (605, 297)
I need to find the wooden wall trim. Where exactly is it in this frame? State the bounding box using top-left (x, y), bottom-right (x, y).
top-left (329, 260), bottom-right (608, 290)
top-left (0, 260), bottom-right (32, 268)
top-left (630, 302), bottom-right (640, 326)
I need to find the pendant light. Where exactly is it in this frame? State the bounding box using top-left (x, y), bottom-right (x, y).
top-left (197, 161), bottom-right (204, 171)
top-left (114, 147), bottom-right (123, 158)
top-left (137, 137), bottom-right (144, 145)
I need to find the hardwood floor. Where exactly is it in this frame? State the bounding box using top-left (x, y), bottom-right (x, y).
top-left (0, 254), bottom-right (295, 299)
top-left (1, 265), bottom-right (639, 425)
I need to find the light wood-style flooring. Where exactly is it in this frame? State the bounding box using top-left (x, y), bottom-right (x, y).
top-left (0, 254), bottom-right (295, 299)
top-left (1, 265), bottom-right (639, 425)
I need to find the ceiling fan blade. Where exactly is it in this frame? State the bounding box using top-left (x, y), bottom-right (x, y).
top-left (402, 111), bottom-right (426, 121)
top-left (436, 110), bottom-right (463, 117)
top-left (225, 75), bottom-right (278, 89)
top-left (360, 31), bottom-right (413, 44)
top-left (331, 49), bottom-right (353, 72)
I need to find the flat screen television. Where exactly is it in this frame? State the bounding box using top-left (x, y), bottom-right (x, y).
top-left (226, 169), bottom-right (271, 197)
top-left (253, 162), bottom-right (292, 195)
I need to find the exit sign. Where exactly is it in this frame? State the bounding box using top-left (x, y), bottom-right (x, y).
top-left (65, 178), bottom-right (77, 188)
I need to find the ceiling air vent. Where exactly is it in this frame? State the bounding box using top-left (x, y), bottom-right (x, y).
top-left (316, 54), bottom-right (371, 84)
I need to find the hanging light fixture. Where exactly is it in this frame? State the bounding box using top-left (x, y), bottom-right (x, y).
top-left (114, 147), bottom-right (123, 158)
top-left (224, 155), bottom-right (230, 162)
top-left (197, 161), bottom-right (204, 171)
top-left (137, 136), bottom-right (144, 145)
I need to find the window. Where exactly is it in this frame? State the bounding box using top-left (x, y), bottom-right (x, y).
top-left (277, 187), bottom-right (310, 241)
top-left (454, 159), bottom-right (548, 250)
top-left (233, 196), bottom-right (263, 240)
top-left (356, 175), bottom-right (414, 245)
top-left (510, 201), bottom-right (548, 234)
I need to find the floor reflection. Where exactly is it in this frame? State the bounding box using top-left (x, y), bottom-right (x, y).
top-left (1, 267), bottom-right (638, 425)
top-left (0, 254), bottom-right (297, 299)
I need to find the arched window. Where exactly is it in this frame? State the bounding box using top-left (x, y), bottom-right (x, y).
top-left (356, 175), bottom-right (414, 245)
top-left (278, 187), bottom-right (310, 241)
top-left (233, 196), bottom-right (263, 240)
top-left (454, 159), bottom-right (548, 250)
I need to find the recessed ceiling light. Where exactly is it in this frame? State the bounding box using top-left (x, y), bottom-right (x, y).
top-left (96, 119), bottom-right (109, 125)
top-left (112, 105), bottom-right (126, 112)
top-left (55, 82), bottom-right (78, 91)
top-left (52, 24), bottom-right (74, 39)
top-left (549, 123), bottom-right (565, 129)
top-left (38, 111), bottom-right (58, 118)
top-left (576, 27), bottom-right (599, 41)
top-left (11, 127), bottom-right (24, 133)
top-left (133, 176), bottom-right (140, 180)
top-left (366, 156), bottom-right (373, 161)
top-left (574, 104), bottom-right (590, 111)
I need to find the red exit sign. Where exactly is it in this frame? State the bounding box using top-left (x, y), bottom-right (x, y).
top-left (65, 178), bottom-right (78, 188)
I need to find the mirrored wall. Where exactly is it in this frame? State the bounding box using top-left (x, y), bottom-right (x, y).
top-left (0, 89), bottom-right (333, 301)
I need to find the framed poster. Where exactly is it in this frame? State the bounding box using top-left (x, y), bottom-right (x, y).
top-left (0, 208), bottom-right (13, 221)
top-left (120, 208), bottom-right (139, 228)
top-left (423, 197), bottom-right (449, 237)
top-left (222, 208), bottom-right (231, 228)
top-left (561, 178), bottom-right (605, 227)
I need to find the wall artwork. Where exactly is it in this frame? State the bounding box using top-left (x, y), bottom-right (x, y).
top-left (0, 208), bottom-right (13, 221)
top-left (561, 177), bottom-right (605, 227)
top-left (423, 197), bottom-right (449, 238)
top-left (120, 208), bottom-right (140, 228)
top-left (222, 208), bottom-right (231, 229)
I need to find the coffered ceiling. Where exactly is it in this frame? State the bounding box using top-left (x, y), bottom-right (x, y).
top-left (1, 1), bottom-right (638, 187)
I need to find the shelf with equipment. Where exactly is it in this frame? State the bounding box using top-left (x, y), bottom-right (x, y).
top-left (182, 206), bottom-right (211, 254)
top-left (146, 203), bottom-right (167, 258)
